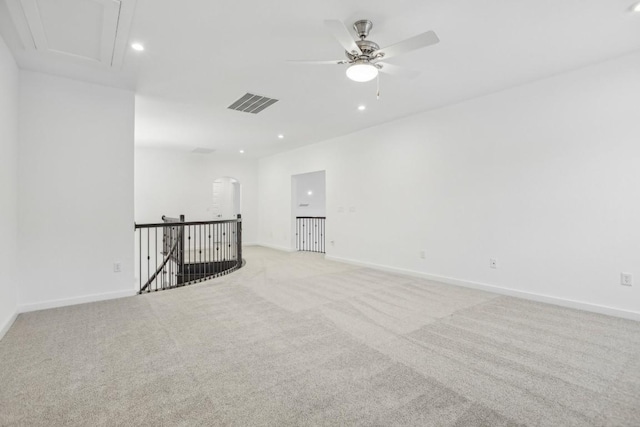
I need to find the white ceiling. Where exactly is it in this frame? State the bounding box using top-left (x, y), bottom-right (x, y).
top-left (2, 0), bottom-right (640, 157)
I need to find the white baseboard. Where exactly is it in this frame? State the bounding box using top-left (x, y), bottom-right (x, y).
top-left (0, 310), bottom-right (19, 341)
top-left (253, 243), bottom-right (296, 253)
top-left (325, 254), bottom-right (640, 322)
top-left (18, 289), bottom-right (137, 314)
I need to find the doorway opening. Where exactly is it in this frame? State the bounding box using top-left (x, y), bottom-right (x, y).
top-left (212, 177), bottom-right (241, 220)
top-left (291, 171), bottom-right (326, 253)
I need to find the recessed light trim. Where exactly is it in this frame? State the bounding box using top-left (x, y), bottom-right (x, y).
top-left (131, 43), bottom-right (144, 51)
top-left (278, 134), bottom-right (284, 139)
top-left (239, 149), bottom-right (245, 154)
top-left (358, 105), bottom-right (366, 111)
top-left (307, 191), bottom-right (313, 196)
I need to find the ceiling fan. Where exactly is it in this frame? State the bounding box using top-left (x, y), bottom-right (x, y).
top-left (290, 19), bottom-right (440, 83)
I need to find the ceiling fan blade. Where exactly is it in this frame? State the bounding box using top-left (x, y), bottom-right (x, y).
top-left (324, 19), bottom-right (362, 55)
top-left (373, 30), bottom-right (439, 60)
top-left (287, 59), bottom-right (349, 65)
top-left (376, 62), bottom-right (420, 79)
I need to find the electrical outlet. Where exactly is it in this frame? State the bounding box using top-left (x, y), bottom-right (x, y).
top-left (113, 262), bottom-right (122, 273)
top-left (489, 258), bottom-right (497, 269)
top-left (621, 273), bottom-right (633, 286)
top-left (420, 250), bottom-right (426, 259)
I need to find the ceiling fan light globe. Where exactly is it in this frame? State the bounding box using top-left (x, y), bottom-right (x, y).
top-left (346, 62), bottom-right (378, 82)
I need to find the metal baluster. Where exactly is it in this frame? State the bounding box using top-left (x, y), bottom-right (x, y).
top-left (166, 226), bottom-right (170, 290)
top-left (215, 222), bottom-right (218, 275)
top-left (169, 226), bottom-right (173, 289)
top-left (171, 224), bottom-right (174, 287)
top-left (155, 228), bottom-right (159, 290)
top-left (237, 215), bottom-right (242, 269)
top-left (146, 228), bottom-right (150, 289)
top-left (138, 229), bottom-right (142, 292)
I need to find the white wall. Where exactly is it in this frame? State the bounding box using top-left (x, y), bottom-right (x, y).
top-left (0, 34), bottom-right (19, 338)
top-left (293, 171), bottom-right (326, 218)
top-left (259, 51), bottom-right (640, 318)
top-left (134, 147), bottom-right (259, 243)
top-left (18, 71), bottom-right (135, 310)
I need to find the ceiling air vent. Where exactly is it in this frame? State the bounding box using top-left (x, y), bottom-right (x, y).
top-left (228, 93), bottom-right (279, 114)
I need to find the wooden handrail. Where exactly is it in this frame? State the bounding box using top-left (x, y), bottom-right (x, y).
top-left (135, 218), bottom-right (241, 229)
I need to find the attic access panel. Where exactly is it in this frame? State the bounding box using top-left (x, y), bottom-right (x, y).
top-left (6, 0), bottom-right (122, 66)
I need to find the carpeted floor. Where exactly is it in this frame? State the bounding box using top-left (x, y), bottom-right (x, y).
top-left (1, 246), bottom-right (639, 426)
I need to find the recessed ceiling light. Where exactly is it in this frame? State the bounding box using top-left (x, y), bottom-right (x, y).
top-left (358, 105), bottom-right (366, 111)
top-left (634, 2), bottom-right (640, 12)
top-left (307, 191), bottom-right (313, 196)
top-left (278, 134), bottom-right (284, 139)
top-left (131, 43), bottom-right (144, 51)
top-left (239, 149), bottom-right (245, 154)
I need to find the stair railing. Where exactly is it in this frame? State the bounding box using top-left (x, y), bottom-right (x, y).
top-left (295, 216), bottom-right (326, 253)
top-left (134, 214), bottom-right (242, 293)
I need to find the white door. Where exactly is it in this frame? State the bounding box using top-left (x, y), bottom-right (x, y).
top-left (212, 178), bottom-right (239, 220)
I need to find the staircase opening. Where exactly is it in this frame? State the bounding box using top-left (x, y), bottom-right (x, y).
top-left (134, 214), bottom-right (243, 293)
top-left (134, 178), bottom-right (245, 293)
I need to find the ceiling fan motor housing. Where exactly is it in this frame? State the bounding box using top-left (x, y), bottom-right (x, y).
top-left (344, 20), bottom-right (380, 61)
top-left (345, 39), bottom-right (380, 60)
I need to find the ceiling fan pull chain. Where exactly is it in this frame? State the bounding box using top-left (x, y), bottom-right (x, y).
top-left (376, 73), bottom-right (380, 100)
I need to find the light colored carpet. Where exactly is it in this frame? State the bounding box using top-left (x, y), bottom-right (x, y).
top-left (1, 246), bottom-right (639, 426)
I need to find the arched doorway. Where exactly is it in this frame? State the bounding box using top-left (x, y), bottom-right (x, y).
top-left (212, 177), bottom-right (241, 219)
